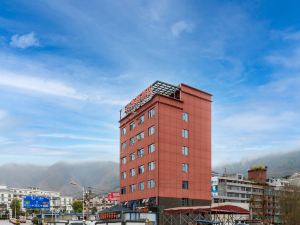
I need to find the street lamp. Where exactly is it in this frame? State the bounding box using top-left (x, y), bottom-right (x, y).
top-left (70, 182), bottom-right (85, 223)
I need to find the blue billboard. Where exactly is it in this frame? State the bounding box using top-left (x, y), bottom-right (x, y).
top-left (23, 196), bottom-right (50, 209)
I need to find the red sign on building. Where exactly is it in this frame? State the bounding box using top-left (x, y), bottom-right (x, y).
top-left (107, 192), bottom-right (120, 202)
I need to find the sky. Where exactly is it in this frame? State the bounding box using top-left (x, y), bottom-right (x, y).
top-left (0, 0), bottom-right (300, 167)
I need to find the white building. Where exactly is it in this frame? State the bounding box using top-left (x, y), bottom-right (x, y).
top-left (0, 185), bottom-right (73, 213)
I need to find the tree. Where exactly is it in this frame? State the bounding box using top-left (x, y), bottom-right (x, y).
top-left (10, 199), bottom-right (21, 217)
top-left (72, 200), bottom-right (83, 213)
top-left (91, 206), bottom-right (97, 214)
top-left (278, 185), bottom-right (300, 225)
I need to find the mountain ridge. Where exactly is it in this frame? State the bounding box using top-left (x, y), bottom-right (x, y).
top-left (0, 161), bottom-right (119, 196)
top-left (214, 150), bottom-right (300, 177)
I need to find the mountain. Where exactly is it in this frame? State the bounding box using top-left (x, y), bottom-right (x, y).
top-left (214, 150), bottom-right (300, 178)
top-left (0, 161), bottom-right (119, 196)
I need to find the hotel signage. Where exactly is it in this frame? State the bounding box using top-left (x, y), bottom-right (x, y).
top-left (122, 85), bottom-right (153, 118)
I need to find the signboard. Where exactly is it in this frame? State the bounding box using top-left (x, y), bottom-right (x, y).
top-left (124, 86), bottom-right (153, 116)
top-left (23, 196), bottom-right (50, 209)
top-left (120, 81), bottom-right (180, 119)
top-left (211, 177), bottom-right (219, 197)
top-left (99, 211), bottom-right (121, 220)
top-left (107, 192), bottom-right (120, 202)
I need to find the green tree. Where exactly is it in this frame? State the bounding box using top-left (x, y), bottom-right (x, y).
top-left (72, 200), bottom-right (83, 213)
top-left (91, 206), bottom-right (97, 214)
top-left (10, 199), bottom-right (21, 217)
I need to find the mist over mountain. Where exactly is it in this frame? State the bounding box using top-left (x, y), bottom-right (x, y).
top-left (0, 161), bottom-right (119, 196)
top-left (214, 150), bottom-right (300, 178)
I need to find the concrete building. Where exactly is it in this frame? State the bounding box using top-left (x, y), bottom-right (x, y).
top-left (211, 173), bottom-right (253, 206)
top-left (119, 81), bottom-right (212, 212)
top-left (212, 166), bottom-right (289, 224)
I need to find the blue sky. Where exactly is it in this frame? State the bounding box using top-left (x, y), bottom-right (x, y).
top-left (0, 0), bottom-right (300, 166)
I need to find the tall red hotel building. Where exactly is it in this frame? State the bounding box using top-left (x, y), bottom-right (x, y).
top-left (119, 81), bottom-right (212, 212)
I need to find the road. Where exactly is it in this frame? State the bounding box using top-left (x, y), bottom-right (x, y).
top-left (0, 221), bottom-right (32, 225)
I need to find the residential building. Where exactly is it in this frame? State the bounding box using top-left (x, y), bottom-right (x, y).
top-left (212, 166), bottom-right (288, 225)
top-left (0, 185), bottom-right (73, 213)
top-left (119, 81), bottom-right (212, 212)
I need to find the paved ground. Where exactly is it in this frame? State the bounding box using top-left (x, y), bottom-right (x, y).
top-left (0, 220), bottom-right (32, 225)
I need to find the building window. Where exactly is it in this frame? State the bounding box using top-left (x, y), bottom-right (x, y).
top-left (138, 182), bottom-right (144, 191)
top-left (182, 146), bottom-right (189, 156)
top-left (130, 153), bottom-right (135, 161)
top-left (182, 129), bottom-right (188, 138)
top-left (138, 165), bottom-right (145, 174)
top-left (182, 163), bottom-right (189, 173)
top-left (130, 137), bottom-right (135, 146)
top-left (148, 143), bottom-right (155, 153)
top-left (121, 157), bottom-right (126, 165)
top-left (130, 184), bottom-right (136, 193)
top-left (182, 112), bottom-right (189, 122)
top-left (148, 161), bottom-right (156, 171)
top-left (121, 187), bottom-right (126, 194)
top-left (139, 115), bottom-right (145, 124)
top-left (181, 198), bottom-right (189, 206)
top-left (121, 142), bottom-right (126, 150)
top-left (121, 127), bottom-right (126, 136)
top-left (137, 148), bottom-right (144, 158)
top-left (148, 179), bottom-right (155, 189)
top-left (136, 131), bottom-right (145, 141)
top-left (129, 121), bottom-right (135, 130)
top-left (182, 181), bottom-right (189, 189)
top-left (121, 172), bottom-right (126, 180)
top-left (130, 168), bottom-right (136, 176)
top-left (148, 126), bottom-right (155, 136)
top-left (148, 108), bottom-right (155, 118)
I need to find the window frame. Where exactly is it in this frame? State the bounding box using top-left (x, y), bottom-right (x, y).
top-left (138, 165), bottom-right (145, 174)
top-left (137, 148), bottom-right (145, 158)
top-left (130, 152), bottom-right (135, 161)
top-left (182, 112), bottom-right (189, 122)
top-left (148, 143), bottom-right (155, 153)
top-left (129, 121), bottom-right (135, 130)
top-left (121, 157), bottom-right (126, 165)
top-left (130, 168), bottom-right (136, 176)
top-left (138, 182), bottom-right (145, 191)
top-left (148, 161), bottom-right (156, 171)
top-left (138, 115), bottom-right (145, 124)
top-left (182, 180), bottom-right (189, 189)
top-left (148, 179), bottom-right (155, 189)
top-left (148, 126), bottom-right (155, 136)
top-left (182, 129), bottom-right (189, 138)
top-left (182, 163), bottom-right (189, 173)
top-left (148, 108), bottom-right (155, 118)
top-left (182, 146), bottom-right (189, 156)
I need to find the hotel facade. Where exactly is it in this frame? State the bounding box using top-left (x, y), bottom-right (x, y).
top-left (119, 81), bottom-right (212, 211)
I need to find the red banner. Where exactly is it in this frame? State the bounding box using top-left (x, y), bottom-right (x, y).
top-left (107, 192), bottom-right (120, 201)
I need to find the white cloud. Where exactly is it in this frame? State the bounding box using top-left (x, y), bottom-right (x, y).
top-left (221, 111), bottom-right (297, 132)
top-left (0, 72), bottom-right (87, 100)
top-left (170, 20), bottom-right (193, 37)
top-left (38, 133), bottom-right (118, 142)
top-left (0, 110), bottom-right (7, 120)
top-left (10, 32), bottom-right (40, 49)
top-left (266, 48), bottom-right (300, 68)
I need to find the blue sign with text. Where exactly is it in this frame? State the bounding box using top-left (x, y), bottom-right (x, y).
top-left (23, 196), bottom-right (50, 209)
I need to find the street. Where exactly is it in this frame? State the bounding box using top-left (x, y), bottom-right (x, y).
top-left (0, 221), bottom-right (31, 225)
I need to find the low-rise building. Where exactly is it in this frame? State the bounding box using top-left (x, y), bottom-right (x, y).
top-left (0, 185), bottom-right (73, 213)
top-left (212, 166), bottom-right (290, 225)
